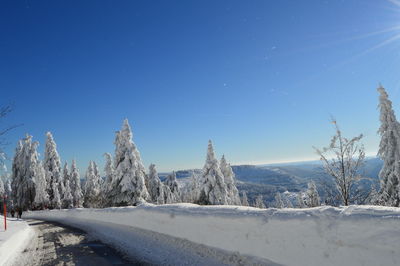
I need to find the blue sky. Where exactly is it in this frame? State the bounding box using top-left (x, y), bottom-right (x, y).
top-left (1, 0), bottom-right (400, 173)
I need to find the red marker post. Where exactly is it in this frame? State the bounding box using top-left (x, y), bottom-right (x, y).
top-left (3, 195), bottom-right (6, 231)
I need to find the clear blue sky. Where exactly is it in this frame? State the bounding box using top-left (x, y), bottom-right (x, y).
top-left (1, 0), bottom-right (400, 173)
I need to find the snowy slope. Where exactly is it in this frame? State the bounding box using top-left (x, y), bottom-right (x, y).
top-left (26, 204), bottom-right (400, 266)
top-left (0, 217), bottom-right (34, 266)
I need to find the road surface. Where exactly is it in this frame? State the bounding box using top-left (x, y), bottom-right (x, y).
top-left (12, 219), bottom-right (142, 266)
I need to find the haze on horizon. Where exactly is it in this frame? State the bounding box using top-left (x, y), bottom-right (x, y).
top-left (1, 0), bottom-right (399, 172)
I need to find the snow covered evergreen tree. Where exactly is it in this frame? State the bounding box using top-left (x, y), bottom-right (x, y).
top-left (70, 160), bottom-right (83, 208)
top-left (306, 181), bottom-right (320, 207)
top-left (241, 191), bottom-right (249, 206)
top-left (198, 140), bottom-right (228, 205)
top-left (84, 161), bottom-right (101, 208)
top-left (297, 192), bottom-right (305, 208)
top-left (101, 153), bottom-right (114, 206)
top-left (220, 155), bottom-right (241, 205)
top-left (165, 171), bottom-right (180, 203)
top-left (255, 195), bottom-right (266, 209)
top-left (187, 171), bottom-right (201, 203)
top-left (62, 162), bottom-right (69, 188)
top-left (109, 119), bottom-right (149, 206)
top-left (147, 164), bottom-right (165, 204)
top-left (61, 162), bottom-right (70, 207)
top-left (11, 135), bottom-right (39, 210)
top-left (33, 161), bottom-right (49, 209)
top-left (376, 86), bottom-right (400, 206)
top-left (52, 180), bottom-right (61, 209)
top-left (0, 177), bottom-right (4, 198)
top-left (62, 177), bottom-right (73, 208)
top-left (275, 192), bottom-right (284, 208)
top-left (44, 132), bottom-right (62, 208)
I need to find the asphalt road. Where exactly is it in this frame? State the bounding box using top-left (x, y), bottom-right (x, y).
top-left (12, 219), bottom-right (142, 266)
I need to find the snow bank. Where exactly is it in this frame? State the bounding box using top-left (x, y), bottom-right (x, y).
top-left (26, 204), bottom-right (400, 266)
top-left (0, 217), bottom-right (34, 266)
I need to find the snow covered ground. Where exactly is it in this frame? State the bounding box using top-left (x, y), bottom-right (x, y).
top-left (0, 216), bottom-right (34, 266)
top-left (25, 204), bottom-right (400, 266)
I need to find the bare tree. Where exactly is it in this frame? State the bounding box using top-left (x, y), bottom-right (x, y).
top-left (0, 105), bottom-right (22, 169)
top-left (314, 119), bottom-right (365, 206)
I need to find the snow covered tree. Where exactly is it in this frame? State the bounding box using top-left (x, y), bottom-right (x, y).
top-left (297, 192), bottom-right (305, 208)
top-left (101, 153), bottom-right (114, 207)
top-left (275, 192), bottom-right (284, 208)
top-left (198, 140), bottom-right (228, 205)
top-left (62, 162), bottom-right (69, 188)
top-left (61, 162), bottom-right (70, 207)
top-left (109, 119), bottom-right (149, 206)
top-left (147, 164), bottom-right (165, 204)
top-left (376, 86), bottom-right (400, 206)
top-left (44, 132), bottom-right (62, 208)
top-left (165, 171), bottom-right (181, 203)
top-left (62, 177), bottom-right (73, 209)
top-left (33, 161), bottom-right (49, 209)
top-left (241, 191), bottom-right (249, 206)
top-left (3, 177), bottom-right (12, 208)
top-left (306, 181), bottom-right (320, 207)
top-left (186, 171), bottom-right (201, 203)
top-left (70, 160), bottom-right (83, 208)
top-left (254, 195), bottom-right (266, 209)
top-left (220, 155), bottom-right (241, 205)
top-left (0, 177), bottom-right (4, 198)
top-left (11, 135), bottom-right (39, 210)
top-left (84, 161), bottom-right (101, 208)
top-left (314, 119), bottom-right (365, 206)
top-left (52, 179), bottom-right (61, 209)
top-left (163, 185), bottom-right (174, 204)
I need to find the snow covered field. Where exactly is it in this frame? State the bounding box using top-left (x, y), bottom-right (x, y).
top-left (24, 204), bottom-right (400, 266)
top-left (0, 217), bottom-right (34, 266)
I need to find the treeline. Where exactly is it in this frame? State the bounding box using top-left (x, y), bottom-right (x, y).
top-left (3, 119), bottom-right (243, 210)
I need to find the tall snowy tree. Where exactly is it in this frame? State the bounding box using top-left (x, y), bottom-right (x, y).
top-left (84, 161), bottom-right (101, 208)
top-left (254, 195), bottom-right (266, 209)
top-left (306, 181), bottom-right (320, 207)
top-left (241, 191), bottom-right (249, 206)
top-left (62, 162), bottom-right (69, 188)
top-left (220, 155), bottom-right (241, 205)
top-left (376, 86), bottom-right (400, 206)
top-left (165, 171), bottom-right (181, 203)
top-left (101, 153), bottom-right (114, 207)
top-left (61, 162), bottom-right (70, 207)
top-left (70, 160), bottom-right (83, 208)
top-left (52, 179), bottom-right (61, 209)
top-left (187, 171), bottom-right (201, 203)
top-left (147, 164), bottom-right (165, 204)
top-left (11, 135), bottom-right (39, 210)
top-left (44, 132), bottom-right (62, 208)
top-left (33, 161), bottom-right (49, 209)
top-left (109, 119), bottom-right (149, 206)
top-left (0, 177), bottom-right (4, 198)
top-left (198, 140), bottom-right (228, 205)
top-left (62, 177), bottom-right (73, 209)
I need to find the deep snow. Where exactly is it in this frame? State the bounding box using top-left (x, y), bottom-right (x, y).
top-left (25, 204), bottom-right (400, 266)
top-left (0, 216), bottom-right (34, 266)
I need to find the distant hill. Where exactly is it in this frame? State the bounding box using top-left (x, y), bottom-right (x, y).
top-left (163, 157), bottom-right (382, 205)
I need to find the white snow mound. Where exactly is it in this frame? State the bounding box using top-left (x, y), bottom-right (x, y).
top-left (25, 204), bottom-right (400, 266)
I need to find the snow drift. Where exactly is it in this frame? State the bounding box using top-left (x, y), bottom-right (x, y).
top-left (0, 217), bottom-right (34, 266)
top-left (25, 204), bottom-right (400, 266)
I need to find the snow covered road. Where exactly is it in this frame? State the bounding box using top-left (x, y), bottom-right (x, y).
top-left (10, 219), bottom-right (135, 266)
